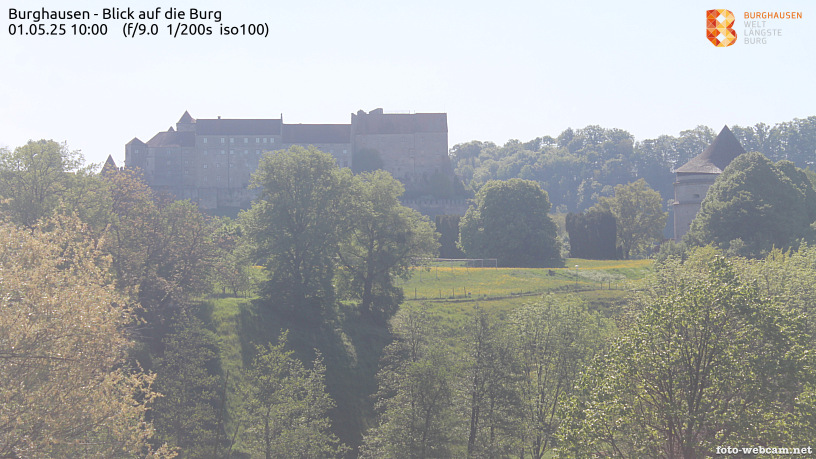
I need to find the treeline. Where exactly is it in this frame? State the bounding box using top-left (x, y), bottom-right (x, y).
top-left (451, 116), bottom-right (816, 213)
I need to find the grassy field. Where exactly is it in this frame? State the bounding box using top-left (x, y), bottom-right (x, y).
top-left (398, 258), bottom-right (651, 314)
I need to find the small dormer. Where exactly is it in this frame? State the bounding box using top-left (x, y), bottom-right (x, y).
top-left (177, 110), bottom-right (196, 132)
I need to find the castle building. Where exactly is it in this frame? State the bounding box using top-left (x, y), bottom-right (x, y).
top-left (673, 125), bottom-right (746, 241)
top-left (125, 108), bottom-right (455, 213)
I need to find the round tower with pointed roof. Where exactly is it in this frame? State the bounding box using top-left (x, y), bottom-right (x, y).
top-left (673, 125), bottom-right (746, 241)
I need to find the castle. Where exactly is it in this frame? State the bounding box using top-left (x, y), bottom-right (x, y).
top-left (125, 108), bottom-right (461, 214)
top-left (673, 125), bottom-right (746, 240)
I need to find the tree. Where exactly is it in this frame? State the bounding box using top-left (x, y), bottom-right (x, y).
top-left (337, 170), bottom-right (439, 319)
top-left (0, 139), bottom-right (92, 227)
top-left (507, 295), bottom-right (607, 459)
top-left (0, 216), bottom-right (170, 458)
top-left (238, 332), bottom-right (346, 458)
top-left (101, 168), bottom-right (218, 349)
top-left (151, 315), bottom-right (225, 458)
top-left (435, 214), bottom-right (466, 259)
top-left (212, 218), bottom-right (257, 297)
top-left (459, 309), bottom-right (519, 458)
top-left (560, 249), bottom-right (813, 457)
top-left (361, 304), bottom-right (457, 458)
top-left (565, 209), bottom-right (617, 259)
top-left (685, 152), bottom-right (816, 256)
top-left (244, 146), bottom-right (351, 319)
top-left (459, 179), bottom-right (561, 267)
top-left (594, 178), bottom-right (667, 259)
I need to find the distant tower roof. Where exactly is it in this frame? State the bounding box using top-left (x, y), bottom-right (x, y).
top-left (101, 155), bottom-right (118, 176)
top-left (126, 137), bottom-right (146, 146)
top-left (675, 125), bottom-right (746, 174)
top-left (178, 110), bottom-right (194, 123)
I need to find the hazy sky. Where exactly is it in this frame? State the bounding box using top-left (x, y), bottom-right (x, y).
top-left (1, 0), bottom-right (814, 166)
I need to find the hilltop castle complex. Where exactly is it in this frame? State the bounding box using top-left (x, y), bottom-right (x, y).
top-left (125, 109), bottom-right (461, 214)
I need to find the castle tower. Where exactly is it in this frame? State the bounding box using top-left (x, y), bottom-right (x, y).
top-left (350, 108), bottom-right (451, 193)
top-left (176, 110), bottom-right (196, 132)
top-left (673, 125), bottom-right (745, 241)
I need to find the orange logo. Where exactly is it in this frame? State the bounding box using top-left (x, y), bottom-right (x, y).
top-left (706, 9), bottom-right (737, 47)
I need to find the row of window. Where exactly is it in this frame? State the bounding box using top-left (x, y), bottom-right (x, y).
top-left (202, 137), bottom-right (277, 144)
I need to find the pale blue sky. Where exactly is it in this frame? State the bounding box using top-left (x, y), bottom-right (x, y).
top-left (1, 0), bottom-right (814, 166)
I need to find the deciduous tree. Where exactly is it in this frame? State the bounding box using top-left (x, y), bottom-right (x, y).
top-left (238, 332), bottom-right (346, 458)
top-left (0, 216), bottom-right (170, 458)
top-left (337, 171), bottom-right (439, 320)
top-left (243, 146), bottom-right (351, 319)
top-left (685, 152), bottom-right (816, 256)
top-left (594, 178), bottom-right (666, 259)
top-left (0, 139), bottom-right (93, 227)
top-left (459, 179), bottom-right (561, 267)
top-left (560, 249), bottom-right (812, 457)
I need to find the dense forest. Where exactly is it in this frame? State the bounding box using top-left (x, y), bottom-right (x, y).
top-left (2, 115), bottom-right (816, 458)
top-left (450, 116), bottom-right (816, 218)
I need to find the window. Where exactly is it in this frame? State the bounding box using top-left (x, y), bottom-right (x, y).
top-left (256, 138), bottom-right (260, 143)
top-left (256, 150), bottom-right (261, 155)
top-left (230, 150), bottom-right (234, 155)
top-left (203, 138), bottom-right (208, 144)
top-left (263, 138), bottom-right (267, 144)
top-left (221, 150), bottom-right (225, 155)
top-left (244, 138), bottom-right (248, 143)
top-left (270, 138), bottom-right (275, 143)
top-left (203, 164), bottom-right (208, 169)
top-left (221, 137), bottom-right (225, 144)
top-left (230, 138), bottom-right (234, 144)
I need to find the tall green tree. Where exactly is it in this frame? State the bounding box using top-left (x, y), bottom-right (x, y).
top-left (460, 309), bottom-right (519, 458)
top-left (238, 332), bottom-right (346, 459)
top-left (685, 152), bottom-right (816, 256)
top-left (593, 178), bottom-right (667, 259)
top-left (507, 295), bottom-right (607, 459)
top-left (0, 140), bottom-right (93, 227)
top-left (152, 315), bottom-right (225, 458)
top-left (560, 249), bottom-right (813, 457)
top-left (360, 304), bottom-right (457, 458)
top-left (101, 169), bottom-right (218, 349)
top-left (565, 208), bottom-right (617, 259)
top-left (459, 179), bottom-right (561, 267)
top-left (337, 170), bottom-right (439, 320)
top-left (0, 216), bottom-right (170, 458)
top-left (244, 146), bottom-right (352, 319)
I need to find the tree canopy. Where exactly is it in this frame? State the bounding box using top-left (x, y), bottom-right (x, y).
top-left (459, 178), bottom-right (561, 267)
top-left (560, 249), bottom-right (815, 457)
top-left (0, 139), bottom-right (93, 227)
top-left (337, 170), bottom-right (438, 320)
top-left (593, 178), bottom-right (667, 259)
top-left (0, 217), bottom-right (170, 457)
top-left (684, 152), bottom-right (816, 256)
top-left (243, 146), bottom-right (351, 319)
